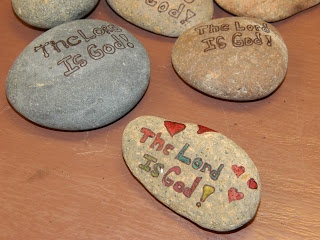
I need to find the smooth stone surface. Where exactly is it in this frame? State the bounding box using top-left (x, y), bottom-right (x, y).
top-left (12, 0), bottom-right (99, 29)
top-left (215, 0), bottom-right (320, 22)
top-left (122, 116), bottom-right (261, 231)
top-left (6, 19), bottom-right (150, 131)
top-left (106, 0), bottom-right (214, 37)
top-left (172, 17), bottom-right (288, 101)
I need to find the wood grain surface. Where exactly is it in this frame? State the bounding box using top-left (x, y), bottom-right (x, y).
top-left (0, 1), bottom-right (319, 239)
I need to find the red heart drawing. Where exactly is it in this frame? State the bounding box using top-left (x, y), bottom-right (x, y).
top-left (231, 165), bottom-right (245, 178)
top-left (197, 125), bottom-right (217, 134)
top-left (164, 121), bottom-right (186, 137)
top-left (228, 188), bottom-right (244, 203)
top-left (247, 178), bottom-right (258, 189)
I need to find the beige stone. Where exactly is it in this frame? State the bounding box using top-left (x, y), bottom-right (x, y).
top-left (172, 17), bottom-right (288, 101)
top-left (122, 116), bottom-right (261, 231)
top-left (106, 0), bottom-right (214, 37)
top-left (215, 0), bottom-right (320, 22)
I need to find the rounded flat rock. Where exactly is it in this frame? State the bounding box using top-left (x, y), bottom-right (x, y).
top-left (6, 19), bottom-right (150, 131)
top-left (12, 0), bottom-right (99, 29)
top-left (106, 0), bottom-right (214, 37)
top-left (122, 116), bottom-right (261, 232)
top-left (215, 0), bottom-right (320, 22)
top-left (172, 17), bottom-right (288, 101)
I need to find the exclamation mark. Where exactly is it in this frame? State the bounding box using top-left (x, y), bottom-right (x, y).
top-left (196, 185), bottom-right (215, 207)
top-left (180, 9), bottom-right (196, 24)
top-left (119, 34), bottom-right (134, 48)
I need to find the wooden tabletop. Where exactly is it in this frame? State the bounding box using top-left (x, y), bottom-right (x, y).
top-left (1, 1), bottom-right (319, 239)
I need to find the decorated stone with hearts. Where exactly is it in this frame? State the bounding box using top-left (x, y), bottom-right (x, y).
top-left (122, 116), bottom-right (261, 231)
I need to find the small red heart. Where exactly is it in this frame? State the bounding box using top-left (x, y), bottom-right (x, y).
top-left (247, 178), bottom-right (258, 189)
top-left (228, 188), bottom-right (244, 203)
top-left (197, 125), bottom-right (217, 134)
top-left (164, 121), bottom-right (186, 137)
top-left (232, 165), bottom-right (245, 178)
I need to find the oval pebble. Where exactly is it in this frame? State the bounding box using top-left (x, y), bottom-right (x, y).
top-left (172, 17), bottom-right (288, 101)
top-left (12, 0), bottom-right (99, 29)
top-left (215, 0), bottom-right (320, 22)
top-left (122, 116), bottom-right (261, 231)
top-left (106, 0), bottom-right (214, 37)
top-left (6, 19), bottom-right (150, 131)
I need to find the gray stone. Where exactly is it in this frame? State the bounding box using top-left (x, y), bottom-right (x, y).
top-left (215, 0), bottom-right (320, 22)
top-left (172, 17), bottom-right (288, 101)
top-left (122, 116), bottom-right (261, 232)
top-left (106, 0), bottom-right (214, 37)
top-left (6, 19), bottom-right (150, 131)
top-left (12, 0), bottom-right (99, 29)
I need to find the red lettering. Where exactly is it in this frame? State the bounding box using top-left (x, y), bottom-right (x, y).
top-left (173, 181), bottom-right (185, 193)
top-left (183, 177), bottom-right (202, 197)
top-left (150, 132), bottom-right (165, 151)
top-left (140, 128), bottom-right (155, 143)
top-left (162, 166), bottom-right (181, 187)
top-left (163, 144), bottom-right (174, 155)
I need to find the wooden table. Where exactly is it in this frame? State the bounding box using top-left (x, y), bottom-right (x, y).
top-left (1, 1), bottom-right (319, 239)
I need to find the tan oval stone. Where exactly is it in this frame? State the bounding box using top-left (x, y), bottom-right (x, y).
top-left (172, 17), bottom-right (288, 101)
top-left (106, 0), bottom-right (214, 37)
top-left (122, 116), bottom-right (261, 232)
top-left (215, 0), bottom-right (320, 22)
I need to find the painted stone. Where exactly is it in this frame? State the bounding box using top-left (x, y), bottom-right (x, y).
top-left (6, 19), bottom-right (150, 131)
top-left (12, 0), bottom-right (99, 29)
top-left (172, 17), bottom-right (288, 101)
top-left (215, 0), bottom-right (320, 22)
top-left (106, 0), bottom-right (214, 37)
top-left (122, 116), bottom-right (261, 231)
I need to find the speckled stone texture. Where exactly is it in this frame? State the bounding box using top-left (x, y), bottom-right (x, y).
top-left (6, 19), bottom-right (150, 131)
top-left (172, 17), bottom-right (288, 101)
top-left (215, 0), bottom-right (320, 22)
top-left (12, 0), bottom-right (99, 29)
top-left (106, 0), bottom-right (214, 37)
top-left (122, 116), bottom-right (261, 232)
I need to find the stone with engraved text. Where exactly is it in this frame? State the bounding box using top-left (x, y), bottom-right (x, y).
top-left (106, 0), bottom-right (214, 37)
top-left (172, 17), bottom-right (288, 101)
top-left (6, 19), bottom-right (150, 131)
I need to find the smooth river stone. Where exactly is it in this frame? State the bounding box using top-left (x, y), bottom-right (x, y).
top-left (12, 0), bottom-right (99, 29)
top-left (172, 17), bottom-right (288, 101)
top-left (6, 19), bottom-right (150, 131)
top-left (215, 0), bottom-right (320, 22)
top-left (106, 0), bottom-right (214, 37)
top-left (122, 116), bottom-right (261, 231)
